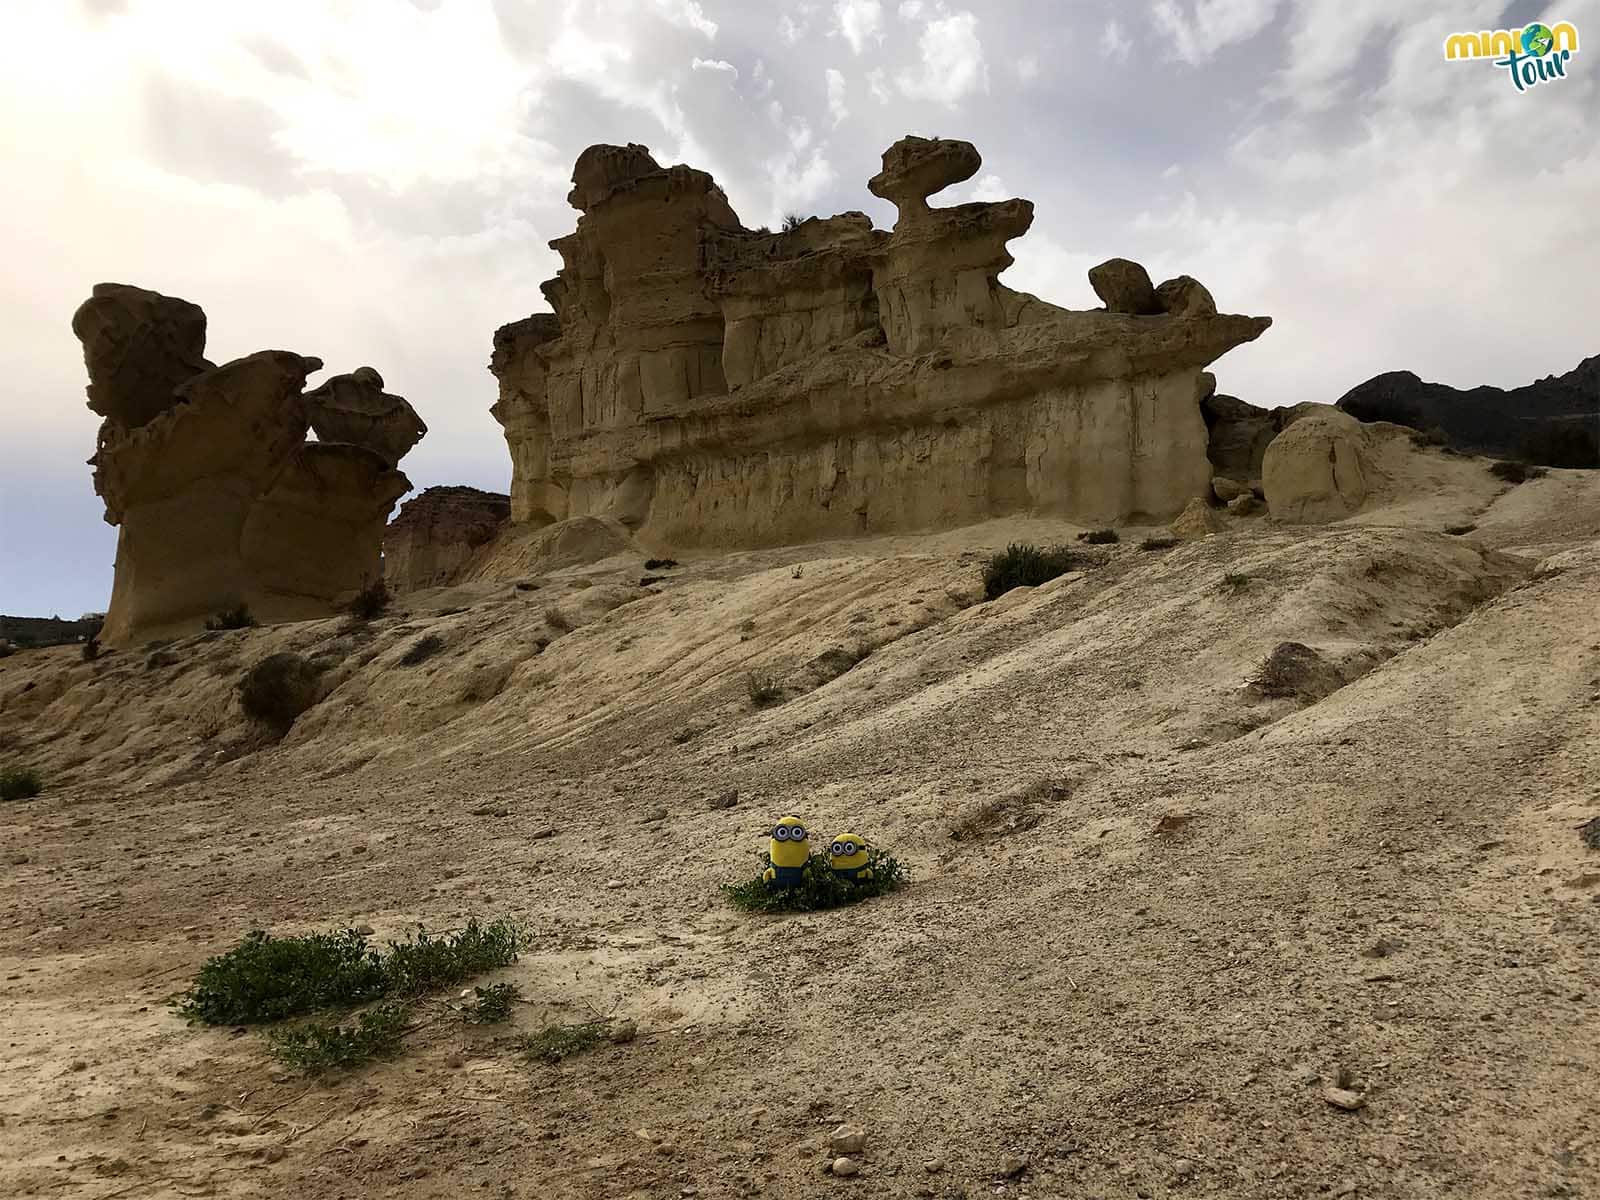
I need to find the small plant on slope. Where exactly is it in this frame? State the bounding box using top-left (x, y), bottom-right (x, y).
top-left (1, 765), bottom-right (44, 801)
top-left (266, 1003), bottom-right (410, 1073)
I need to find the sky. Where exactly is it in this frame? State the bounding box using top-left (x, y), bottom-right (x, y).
top-left (1, 0), bottom-right (1596, 617)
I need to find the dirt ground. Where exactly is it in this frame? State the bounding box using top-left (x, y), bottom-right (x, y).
top-left (2, 463), bottom-right (1599, 1200)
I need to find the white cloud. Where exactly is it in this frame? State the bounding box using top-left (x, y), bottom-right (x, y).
top-left (969, 173), bottom-right (1009, 201)
top-left (898, 1), bottom-right (924, 18)
top-left (1150, 0), bottom-right (1281, 65)
top-left (1099, 19), bottom-right (1132, 63)
top-left (896, 10), bottom-right (987, 105)
top-left (652, 0), bottom-right (717, 39)
top-left (779, 14), bottom-right (805, 45)
top-left (866, 67), bottom-right (892, 103)
top-left (1016, 54), bottom-right (1039, 81)
top-left (833, 0), bottom-right (883, 55)
top-left (825, 67), bottom-right (849, 124)
top-left (691, 57), bottom-right (738, 80)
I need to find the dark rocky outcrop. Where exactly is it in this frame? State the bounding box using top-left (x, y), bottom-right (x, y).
top-left (383, 486), bottom-right (512, 592)
top-left (1336, 356), bottom-right (1598, 467)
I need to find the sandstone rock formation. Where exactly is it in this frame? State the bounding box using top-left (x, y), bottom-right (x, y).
top-left (384, 486), bottom-right (511, 592)
top-left (1199, 374), bottom-right (1296, 484)
top-left (73, 283), bottom-right (423, 644)
top-left (1262, 407), bottom-right (1372, 523)
top-left (1170, 496), bottom-right (1225, 540)
top-left (489, 137), bottom-right (1271, 548)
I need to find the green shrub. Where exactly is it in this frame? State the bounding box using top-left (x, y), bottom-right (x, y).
top-left (399, 634), bottom-right (445, 667)
top-left (1078, 528), bottom-right (1120, 545)
top-left (205, 605), bottom-right (257, 631)
top-left (176, 928), bottom-right (390, 1025)
top-left (1, 765), bottom-right (43, 801)
top-left (522, 1020), bottom-right (612, 1064)
top-left (464, 982), bottom-right (520, 1025)
top-left (266, 1003), bottom-right (410, 1074)
top-left (1140, 536), bottom-right (1179, 551)
top-left (383, 919), bottom-right (526, 995)
top-left (721, 848), bottom-right (910, 914)
top-left (1221, 572), bottom-right (1252, 591)
top-left (982, 543), bottom-right (1082, 600)
top-left (175, 918), bottom-right (526, 1025)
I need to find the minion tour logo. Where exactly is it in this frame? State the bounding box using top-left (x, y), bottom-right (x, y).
top-left (1444, 21), bottom-right (1580, 92)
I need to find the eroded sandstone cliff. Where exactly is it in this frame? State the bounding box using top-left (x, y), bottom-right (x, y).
top-left (73, 284), bottom-right (424, 644)
top-left (489, 136), bottom-right (1270, 547)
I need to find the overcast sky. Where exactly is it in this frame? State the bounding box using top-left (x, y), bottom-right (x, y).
top-left (2, 0), bottom-right (1595, 617)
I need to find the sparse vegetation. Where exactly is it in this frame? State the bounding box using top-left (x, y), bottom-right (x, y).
top-left (399, 634), bottom-right (445, 667)
top-left (644, 558), bottom-right (679, 570)
top-left (1444, 523), bottom-right (1478, 536)
top-left (1, 764), bottom-right (44, 801)
top-left (175, 918), bottom-right (527, 1026)
top-left (463, 982), bottom-right (520, 1024)
top-left (1140, 536), bottom-right (1180, 551)
top-left (1078, 528), bottom-right (1120, 545)
top-left (1410, 425), bottom-right (1450, 448)
top-left (543, 606), bottom-right (572, 632)
top-left (721, 848), bottom-right (910, 913)
top-left (80, 636), bottom-right (100, 662)
top-left (746, 669), bottom-right (785, 708)
top-left (346, 578), bottom-right (391, 621)
top-left (1520, 423), bottom-right (1599, 469)
top-left (266, 1003), bottom-right (410, 1074)
top-left (981, 543), bottom-right (1084, 600)
top-left (1221, 572), bottom-right (1253, 591)
top-left (205, 605), bottom-right (258, 631)
top-left (522, 1019), bottom-right (612, 1064)
top-left (238, 652), bottom-right (323, 727)
top-left (1489, 460), bottom-right (1548, 484)
top-left (781, 213), bottom-right (807, 232)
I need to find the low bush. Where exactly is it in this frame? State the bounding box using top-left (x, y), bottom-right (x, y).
top-left (746, 670), bottom-right (785, 708)
top-left (1488, 460), bottom-right (1548, 484)
top-left (266, 1003), bottom-right (410, 1074)
top-left (398, 634), bottom-right (445, 667)
top-left (543, 606), bottom-right (572, 632)
top-left (175, 918), bottom-right (527, 1026)
top-left (176, 928), bottom-right (390, 1025)
top-left (464, 982), bottom-right (520, 1025)
top-left (205, 605), bottom-right (258, 631)
top-left (643, 558), bottom-right (679, 570)
top-left (346, 579), bottom-right (391, 621)
top-left (1221, 572), bottom-right (1252, 591)
top-left (721, 848), bottom-right (910, 914)
top-left (522, 1020), bottom-right (612, 1064)
top-left (1078, 528), bottom-right (1120, 545)
top-left (1, 765), bottom-right (44, 802)
top-left (81, 636), bottom-right (100, 662)
top-left (1140, 536), bottom-right (1179, 551)
top-left (238, 653), bottom-right (323, 727)
top-left (1444, 523), bottom-right (1477, 536)
top-left (981, 543), bottom-right (1082, 599)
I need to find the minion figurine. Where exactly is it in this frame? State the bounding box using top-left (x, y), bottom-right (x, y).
top-left (828, 833), bottom-right (873, 885)
top-left (762, 815), bottom-right (810, 890)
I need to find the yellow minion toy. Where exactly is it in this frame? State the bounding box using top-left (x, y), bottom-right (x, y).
top-left (762, 815), bottom-right (810, 890)
top-left (828, 832), bottom-right (873, 884)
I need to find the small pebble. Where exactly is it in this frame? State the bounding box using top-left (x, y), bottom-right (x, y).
top-left (829, 1125), bottom-right (867, 1154)
top-left (1324, 1087), bottom-right (1367, 1112)
top-left (831, 1157), bottom-right (859, 1177)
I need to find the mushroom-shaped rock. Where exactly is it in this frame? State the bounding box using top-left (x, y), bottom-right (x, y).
top-left (1088, 258), bottom-right (1161, 315)
top-left (868, 135), bottom-right (982, 225)
top-left (567, 142), bottom-right (663, 211)
top-left (72, 283), bottom-right (214, 429)
top-left (1155, 275), bottom-right (1217, 318)
top-left (304, 368), bottom-right (428, 467)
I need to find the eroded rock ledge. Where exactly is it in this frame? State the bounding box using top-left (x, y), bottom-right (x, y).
top-left (72, 283), bottom-right (425, 644)
top-left (490, 136), bottom-right (1271, 547)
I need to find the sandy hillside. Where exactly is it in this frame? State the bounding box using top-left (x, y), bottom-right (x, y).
top-left (2, 458), bottom-right (1599, 1200)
